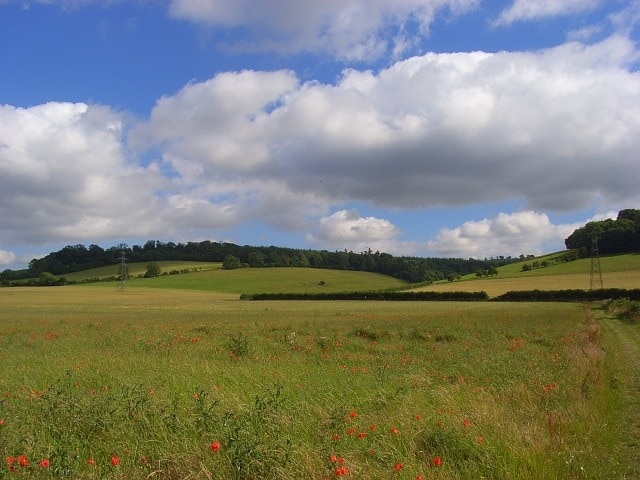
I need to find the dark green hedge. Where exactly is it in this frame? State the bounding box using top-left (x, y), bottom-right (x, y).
top-left (493, 288), bottom-right (640, 302)
top-left (242, 291), bottom-right (489, 301)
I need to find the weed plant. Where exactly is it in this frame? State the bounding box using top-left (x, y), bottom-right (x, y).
top-left (0, 287), bottom-right (632, 478)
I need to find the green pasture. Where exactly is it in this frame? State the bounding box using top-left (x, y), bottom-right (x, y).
top-left (61, 261), bottom-right (221, 282)
top-left (423, 254), bottom-right (640, 297)
top-left (1, 286), bottom-right (638, 478)
top-left (83, 265), bottom-right (407, 295)
top-left (494, 253), bottom-right (640, 278)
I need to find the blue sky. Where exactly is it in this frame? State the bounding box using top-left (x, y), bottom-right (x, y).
top-left (1, 0), bottom-right (639, 269)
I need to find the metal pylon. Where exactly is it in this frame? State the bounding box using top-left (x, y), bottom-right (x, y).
top-left (117, 246), bottom-right (128, 292)
top-left (590, 231), bottom-right (603, 290)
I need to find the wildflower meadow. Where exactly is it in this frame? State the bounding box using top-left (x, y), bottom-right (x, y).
top-left (1, 285), bottom-right (638, 478)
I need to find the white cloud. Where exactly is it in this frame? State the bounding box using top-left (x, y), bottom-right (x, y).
top-left (2, 36), bottom-right (639, 255)
top-left (139, 36), bottom-right (640, 213)
top-left (0, 248), bottom-right (16, 265)
top-left (494, 0), bottom-right (602, 26)
top-left (0, 102), bottom-right (170, 245)
top-left (307, 209), bottom-right (400, 252)
top-left (427, 211), bottom-right (582, 258)
top-left (168, 0), bottom-right (480, 60)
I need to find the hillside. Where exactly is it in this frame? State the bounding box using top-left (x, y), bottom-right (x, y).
top-left (59, 261), bottom-right (406, 294)
top-left (418, 253), bottom-right (640, 297)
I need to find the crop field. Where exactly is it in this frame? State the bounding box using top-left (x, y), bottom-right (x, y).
top-left (1, 285), bottom-right (639, 479)
top-left (422, 254), bottom-right (640, 297)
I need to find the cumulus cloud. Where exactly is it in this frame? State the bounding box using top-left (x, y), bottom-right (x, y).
top-left (0, 248), bottom-right (16, 265)
top-left (307, 209), bottom-right (400, 252)
top-left (137, 36), bottom-right (640, 216)
top-left (0, 102), bottom-right (169, 246)
top-left (168, 0), bottom-right (480, 60)
top-left (494, 0), bottom-right (602, 26)
top-left (3, 36), bottom-right (639, 256)
top-left (426, 211), bottom-right (582, 258)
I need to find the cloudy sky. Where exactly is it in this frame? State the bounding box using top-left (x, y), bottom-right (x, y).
top-left (1, 0), bottom-right (639, 269)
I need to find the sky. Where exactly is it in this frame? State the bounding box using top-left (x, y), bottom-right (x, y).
top-left (1, 0), bottom-right (639, 270)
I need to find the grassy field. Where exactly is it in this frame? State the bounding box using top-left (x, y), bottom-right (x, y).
top-left (421, 254), bottom-right (640, 297)
top-left (126, 267), bottom-right (407, 294)
top-left (1, 285), bottom-right (638, 479)
top-left (61, 261), bottom-right (221, 282)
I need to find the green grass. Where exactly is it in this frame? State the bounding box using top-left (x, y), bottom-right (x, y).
top-left (61, 261), bottom-right (220, 282)
top-left (113, 266), bottom-right (406, 294)
top-left (423, 253), bottom-right (640, 297)
top-left (495, 252), bottom-right (640, 278)
top-left (0, 286), bottom-right (636, 479)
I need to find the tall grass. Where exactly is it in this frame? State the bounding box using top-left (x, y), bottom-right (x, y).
top-left (0, 287), bottom-right (631, 478)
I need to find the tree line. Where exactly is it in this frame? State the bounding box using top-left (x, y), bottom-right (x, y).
top-left (565, 208), bottom-right (640, 256)
top-left (2, 240), bottom-right (519, 284)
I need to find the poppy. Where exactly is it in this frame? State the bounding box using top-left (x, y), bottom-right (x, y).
top-left (18, 455), bottom-right (28, 467)
top-left (394, 463), bottom-right (403, 471)
top-left (40, 459), bottom-right (50, 468)
top-left (433, 456), bottom-right (442, 467)
top-left (335, 465), bottom-right (349, 476)
top-left (111, 455), bottom-right (120, 467)
top-left (211, 441), bottom-right (221, 452)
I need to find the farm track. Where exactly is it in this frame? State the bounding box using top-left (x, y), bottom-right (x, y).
top-left (600, 313), bottom-right (640, 477)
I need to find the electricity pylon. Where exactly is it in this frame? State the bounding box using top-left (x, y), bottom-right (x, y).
top-left (589, 231), bottom-right (603, 290)
top-left (117, 245), bottom-right (128, 292)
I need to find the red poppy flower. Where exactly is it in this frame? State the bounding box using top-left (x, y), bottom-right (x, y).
top-left (87, 458), bottom-right (95, 465)
top-left (463, 418), bottom-right (471, 427)
top-left (433, 456), bottom-right (442, 468)
top-left (394, 463), bottom-right (403, 471)
top-left (335, 465), bottom-right (349, 476)
top-left (477, 436), bottom-right (484, 444)
top-left (330, 454), bottom-right (338, 463)
top-left (40, 459), bottom-right (50, 468)
top-left (211, 441), bottom-right (221, 452)
top-left (357, 432), bottom-right (367, 439)
top-left (349, 410), bottom-right (357, 418)
top-left (390, 426), bottom-right (399, 434)
top-left (18, 455), bottom-right (28, 467)
top-left (111, 455), bottom-right (120, 467)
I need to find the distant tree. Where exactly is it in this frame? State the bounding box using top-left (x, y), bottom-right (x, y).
top-left (144, 263), bottom-right (161, 277)
top-left (222, 255), bottom-right (242, 270)
top-left (247, 251), bottom-right (266, 267)
top-left (292, 252), bottom-right (309, 267)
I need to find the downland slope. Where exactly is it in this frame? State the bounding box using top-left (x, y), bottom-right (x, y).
top-left (66, 262), bottom-right (408, 294)
top-left (43, 252), bottom-right (640, 297)
top-left (417, 253), bottom-right (640, 298)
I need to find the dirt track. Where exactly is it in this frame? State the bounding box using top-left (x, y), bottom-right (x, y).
top-left (600, 313), bottom-right (640, 478)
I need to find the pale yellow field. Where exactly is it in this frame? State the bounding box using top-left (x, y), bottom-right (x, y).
top-left (416, 270), bottom-right (640, 297)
